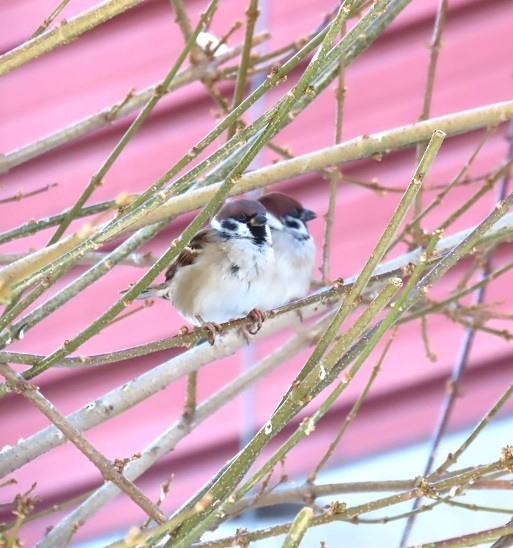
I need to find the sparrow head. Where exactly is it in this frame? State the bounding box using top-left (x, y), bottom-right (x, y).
top-left (258, 192), bottom-right (316, 239)
top-left (212, 199), bottom-right (270, 245)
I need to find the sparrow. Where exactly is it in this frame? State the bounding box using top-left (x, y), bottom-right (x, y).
top-left (257, 192), bottom-right (316, 311)
top-left (128, 199), bottom-right (273, 341)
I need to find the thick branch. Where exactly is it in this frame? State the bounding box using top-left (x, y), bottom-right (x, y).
top-left (0, 282), bottom-right (334, 478)
top-left (126, 101), bottom-right (513, 232)
top-left (0, 0), bottom-right (145, 77)
top-left (3, 100), bottom-right (511, 301)
top-left (0, 250), bottom-right (155, 268)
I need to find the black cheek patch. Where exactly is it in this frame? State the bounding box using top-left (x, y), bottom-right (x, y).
top-left (231, 265), bottom-right (240, 276)
top-left (221, 219), bottom-right (238, 232)
top-left (285, 219), bottom-right (301, 230)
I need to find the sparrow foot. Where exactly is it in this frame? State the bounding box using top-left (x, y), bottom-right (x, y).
top-left (245, 308), bottom-right (266, 335)
top-left (195, 316), bottom-right (223, 345)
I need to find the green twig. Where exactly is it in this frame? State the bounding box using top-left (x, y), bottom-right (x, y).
top-left (168, 184), bottom-right (513, 545)
top-left (279, 130), bottom-right (445, 407)
top-left (31, 0), bottom-right (74, 38)
top-left (0, 0), bottom-right (146, 76)
top-left (227, 0), bottom-right (260, 139)
top-left (411, 0), bottom-right (448, 244)
top-left (0, 61), bottom-right (313, 393)
top-left (307, 334), bottom-right (393, 483)
top-left (166, 278), bottom-right (402, 546)
top-left (282, 507), bottom-right (313, 548)
top-left (431, 382), bottom-right (513, 478)
top-left (411, 523), bottom-right (513, 548)
top-left (321, 21), bottom-right (347, 284)
top-left (47, 0), bottom-right (219, 245)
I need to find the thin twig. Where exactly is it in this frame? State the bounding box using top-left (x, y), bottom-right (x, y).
top-left (408, 523), bottom-right (513, 548)
top-left (141, 474), bottom-right (174, 530)
top-left (399, 259), bottom-right (513, 324)
top-left (321, 21), bottom-right (346, 284)
top-left (36, 312), bottom-right (335, 547)
top-left (0, 489), bottom-right (95, 532)
top-left (411, 0), bottom-right (448, 245)
top-left (307, 334), bottom-right (393, 483)
top-left (420, 315), bottom-right (437, 362)
top-left (431, 382), bottom-right (513, 479)
top-left (30, 0), bottom-right (74, 38)
top-left (47, 1), bottom-right (219, 245)
top-left (446, 500), bottom-right (513, 516)
top-left (228, 476), bottom-right (513, 516)
top-left (0, 38), bottom-right (268, 174)
top-left (438, 160), bottom-right (512, 232)
top-left (0, 183), bottom-right (58, 205)
top-left (399, 118), bottom-right (513, 548)
top-left (0, 363), bottom-right (166, 525)
top-left (392, 126), bottom-right (497, 249)
top-left (227, 0), bottom-right (260, 140)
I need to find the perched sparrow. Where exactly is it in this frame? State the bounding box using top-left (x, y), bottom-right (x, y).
top-left (257, 192), bottom-right (316, 311)
top-left (129, 199), bottom-right (273, 341)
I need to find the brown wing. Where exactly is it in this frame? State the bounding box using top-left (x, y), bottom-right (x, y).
top-left (164, 228), bottom-right (213, 281)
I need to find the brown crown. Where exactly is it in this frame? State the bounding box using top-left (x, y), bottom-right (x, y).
top-left (216, 199), bottom-right (267, 220)
top-left (258, 192), bottom-right (305, 219)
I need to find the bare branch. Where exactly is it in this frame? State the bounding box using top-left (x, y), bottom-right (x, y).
top-left (0, 363), bottom-right (166, 524)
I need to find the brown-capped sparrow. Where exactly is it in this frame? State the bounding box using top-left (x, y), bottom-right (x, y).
top-left (257, 192), bottom-right (316, 311)
top-left (127, 199), bottom-right (273, 341)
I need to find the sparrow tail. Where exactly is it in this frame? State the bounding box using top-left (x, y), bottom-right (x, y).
top-left (120, 283), bottom-right (169, 300)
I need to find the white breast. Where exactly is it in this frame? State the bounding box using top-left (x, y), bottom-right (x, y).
top-left (259, 229), bottom-right (316, 311)
top-left (169, 236), bottom-right (274, 325)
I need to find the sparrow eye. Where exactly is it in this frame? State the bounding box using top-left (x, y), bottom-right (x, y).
top-left (235, 213), bottom-right (248, 222)
top-left (289, 209), bottom-right (300, 218)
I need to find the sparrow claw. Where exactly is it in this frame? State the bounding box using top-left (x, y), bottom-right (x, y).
top-left (246, 308), bottom-right (265, 335)
top-left (195, 316), bottom-right (223, 345)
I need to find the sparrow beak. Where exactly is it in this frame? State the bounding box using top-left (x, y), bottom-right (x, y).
top-left (249, 212), bottom-right (267, 226)
top-left (301, 209), bottom-right (316, 222)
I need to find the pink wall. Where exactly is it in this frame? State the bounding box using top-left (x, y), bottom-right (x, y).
top-left (1, 0), bottom-right (513, 543)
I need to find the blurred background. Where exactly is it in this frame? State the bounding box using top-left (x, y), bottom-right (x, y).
top-left (1, 0), bottom-right (513, 545)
